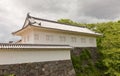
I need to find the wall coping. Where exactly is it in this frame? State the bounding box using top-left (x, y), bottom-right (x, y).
top-left (0, 43), bottom-right (71, 49)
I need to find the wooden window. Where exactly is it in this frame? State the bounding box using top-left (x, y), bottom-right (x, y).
top-left (27, 35), bottom-right (29, 41)
top-left (46, 35), bottom-right (53, 41)
top-left (34, 34), bottom-right (39, 40)
top-left (71, 37), bottom-right (76, 43)
top-left (23, 36), bottom-right (26, 42)
top-left (59, 36), bottom-right (66, 42)
top-left (81, 37), bottom-right (86, 43)
top-left (89, 38), bottom-right (94, 43)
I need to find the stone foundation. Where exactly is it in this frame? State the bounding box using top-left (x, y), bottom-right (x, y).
top-left (0, 60), bottom-right (75, 76)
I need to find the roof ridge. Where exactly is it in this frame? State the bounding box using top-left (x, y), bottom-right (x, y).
top-left (28, 14), bottom-right (86, 28)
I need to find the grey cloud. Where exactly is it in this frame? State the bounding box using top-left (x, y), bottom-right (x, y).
top-left (12, 0), bottom-right (79, 22)
top-left (1, 0), bottom-right (120, 43)
top-left (0, 16), bottom-right (20, 42)
top-left (78, 0), bottom-right (120, 19)
top-left (0, 8), bottom-right (4, 12)
top-left (0, 23), bottom-right (11, 42)
top-left (0, 8), bottom-right (7, 15)
top-left (13, 0), bottom-right (120, 20)
top-left (13, 0), bottom-right (74, 13)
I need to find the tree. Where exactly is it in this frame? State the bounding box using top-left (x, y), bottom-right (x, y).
top-left (58, 19), bottom-right (120, 76)
top-left (57, 19), bottom-right (84, 27)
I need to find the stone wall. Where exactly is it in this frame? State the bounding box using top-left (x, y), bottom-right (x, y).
top-left (0, 47), bottom-right (98, 76)
top-left (0, 60), bottom-right (75, 76)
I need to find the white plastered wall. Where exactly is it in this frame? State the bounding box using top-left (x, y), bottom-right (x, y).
top-left (33, 29), bottom-right (97, 47)
top-left (20, 28), bottom-right (34, 44)
top-left (0, 49), bottom-right (70, 65)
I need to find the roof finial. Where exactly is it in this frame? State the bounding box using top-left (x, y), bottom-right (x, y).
top-left (27, 12), bottom-right (31, 18)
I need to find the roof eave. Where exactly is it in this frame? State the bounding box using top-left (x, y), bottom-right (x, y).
top-left (31, 25), bottom-right (101, 37)
top-left (12, 25), bottom-right (31, 36)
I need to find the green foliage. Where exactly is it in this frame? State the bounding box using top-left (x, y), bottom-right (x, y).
top-left (72, 49), bottom-right (101, 76)
top-left (102, 48), bottom-right (120, 76)
top-left (80, 49), bottom-right (92, 60)
top-left (4, 74), bottom-right (15, 76)
top-left (58, 19), bottom-right (120, 76)
top-left (57, 19), bottom-right (84, 27)
top-left (9, 74), bottom-right (15, 76)
top-left (86, 22), bottom-right (120, 49)
top-left (87, 22), bottom-right (120, 75)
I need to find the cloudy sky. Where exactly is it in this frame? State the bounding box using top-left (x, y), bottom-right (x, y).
top-left (0, 0), bottom-right (120, 42)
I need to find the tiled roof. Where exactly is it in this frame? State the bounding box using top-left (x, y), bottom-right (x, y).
top-left (0, 43), bottom-right (71, 49)
top-left (21, 14), bottom-right (101, 36)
